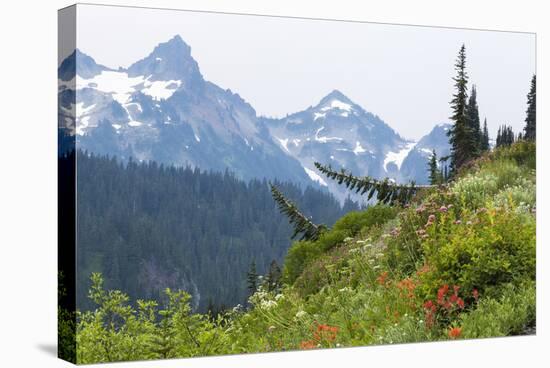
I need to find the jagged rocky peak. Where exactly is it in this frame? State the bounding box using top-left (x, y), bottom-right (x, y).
top-left (58, 48), bottom-right (110, 81)
top-left (314, 90), bottom-right (357, 115)
top-left (127, 34), bottom-right (203, 83)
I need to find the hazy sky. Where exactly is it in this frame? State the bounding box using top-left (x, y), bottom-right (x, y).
top-left (66, 4), bottom-right (536, 140)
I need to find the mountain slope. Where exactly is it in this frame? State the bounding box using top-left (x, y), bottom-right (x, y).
top-left (263, 90), bottom-right (414, 201)
top-left (58, 36), bottom-right (313, 186)
top-left (400, 123), bottom-right (452, 183)
top-left (58, 35), bottom-right (452, 195)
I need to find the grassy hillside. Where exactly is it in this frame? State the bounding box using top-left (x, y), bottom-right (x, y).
top-left (65, 141), bottom-right (536, 364)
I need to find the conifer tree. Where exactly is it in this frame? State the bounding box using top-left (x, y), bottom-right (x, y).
top-left (465, 84), bottom-right (482, 155)
top-left (264, 260), bottom-right (282, 292)
top-left (447, 44), bottom-right (477, 175)
top-left (314, 162), bottom-right (432, 205)
top-left (270, 184), bottom-right (327, 241)
top-left (496, 125), bottom-right (515, 147)
top-left (246, 261), bottom-right (258, 295)
top-left (524, 75), bottom-right (536, 141)
top-left (481, 118), bottom-right (490, 151)
top-left (428, 149), bottom-right (441, 185)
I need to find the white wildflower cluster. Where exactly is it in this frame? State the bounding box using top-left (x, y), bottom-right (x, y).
top-left (260, 299), bottom-right (277, 310)
top-left (295, 310), bottom-right (308, 319)
top-left (338, 286), bottom-right (352, 293)
top-left (249, 287), bottom-right (278, 310)
top-left (493, 178), bottom-right (536, 213)
top-left (349, 241), bottom-right (373, 255)
top-left (274, 293), bottom-right (285, 301)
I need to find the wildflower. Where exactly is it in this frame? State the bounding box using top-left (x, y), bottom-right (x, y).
top-left (416, 206), bottom-right (425, 214)
top-left (260, 300), bottom-right (277, 309)
top-left (416, 229), bottom-right (426, 236)
top-left (376, 271), bottom-right (388, 286)
top-left (373, 265), bottom-right (381, 270)
top-left (300, 340), bottom-right (316, 350)
top-left (390, 227), bottom-right (401, 236)
top-left (295, 310), bottom-right (308, 318)
top-left (313, 323), bottom-right (339, 343)
top-left (454, 220), bottom-right (462, 225)
top-left (336, 343), bottom-right (341, 347)
top-left (456, 298), bottom-right (465, 309)
top-left (437, 285), bottom-right (449, 305)
top-left (275, 294), bottom-right (284, 301)
top-left (343, 237), bottom-right (353, 243)
top-left (268, 325), bottom-right (276, 332)
top-left (448, 326), bottom-right (462, 339)
top-left (439, 206), bottom-right (448, 213)
top-left (466, 220), bottom-right (473, 225)
top-left (425, 214), bottom-right (436, 227)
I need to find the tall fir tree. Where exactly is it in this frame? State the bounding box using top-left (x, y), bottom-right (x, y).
top-left (465, 85), bottom-right (482, 155)
top-left (523, 75), bottom-right (536, 141)
top-left (447, 44), bottom-right (477, 175)
top-left (428, 149), bottom-right (441, 185)
top-left (246, 261), bottom-right (258, 296)
top-left (481, 118), bottom-right (490, 151)
top-left (264, 260), bottom-right (282, 292)
top-left (496, 125), bottom-right (515, 147)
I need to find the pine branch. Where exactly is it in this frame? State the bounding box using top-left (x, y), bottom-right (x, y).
top-left (314, 162), bottom-right (435, 205)
top-left (270, 184), bottom-right (326, 241)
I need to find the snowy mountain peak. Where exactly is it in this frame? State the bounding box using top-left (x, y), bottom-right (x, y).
top-left (127, 34), bottom-right (202, 83)
top-left (318, 89), bottom-right (354, 106)
top-left (317, 90), bottom-right (356, 111)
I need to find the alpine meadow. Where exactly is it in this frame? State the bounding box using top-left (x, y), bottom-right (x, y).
top-left (58, 5), bottom-right (536, 364)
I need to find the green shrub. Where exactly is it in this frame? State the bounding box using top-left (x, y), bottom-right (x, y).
top-left (493, 140), bottom-right (536, 170)
top-left (419, 207), bottom-right (535, 299)
top-left (332, 206), bottom-right (399, 236)
top-left (283, 205), bottom-right (398, 284)
top-left (282, 240), bottom-right (323, 284)
top-left (460, 280), bottom-right (535, 338)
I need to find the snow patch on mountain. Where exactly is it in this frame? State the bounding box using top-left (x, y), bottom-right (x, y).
top-left (304, 167), bottom-right (328, 187)
top-left (75, 71), bottom-right (182, 104)
top-left (384, 142), bottom-right (416, 171)
top-left (313, 112), bottom-right (326, 121)
top-left (315, 127), bottom-right (343, 143)
top-left (142, 79), bottom-right (182, 101)
top-left (321, 99), bottom-right (353, 112)
top-left (276, 137), bottom-right (290, 153)
top-left (353, 141), bottom-right (367, 155)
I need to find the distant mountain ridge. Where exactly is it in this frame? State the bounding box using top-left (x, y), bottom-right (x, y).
top-left (58, 35), bottom-right (451, 199)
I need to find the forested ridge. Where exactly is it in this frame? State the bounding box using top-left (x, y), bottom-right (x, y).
top-left (72, 151), bottom-right (355, 312)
